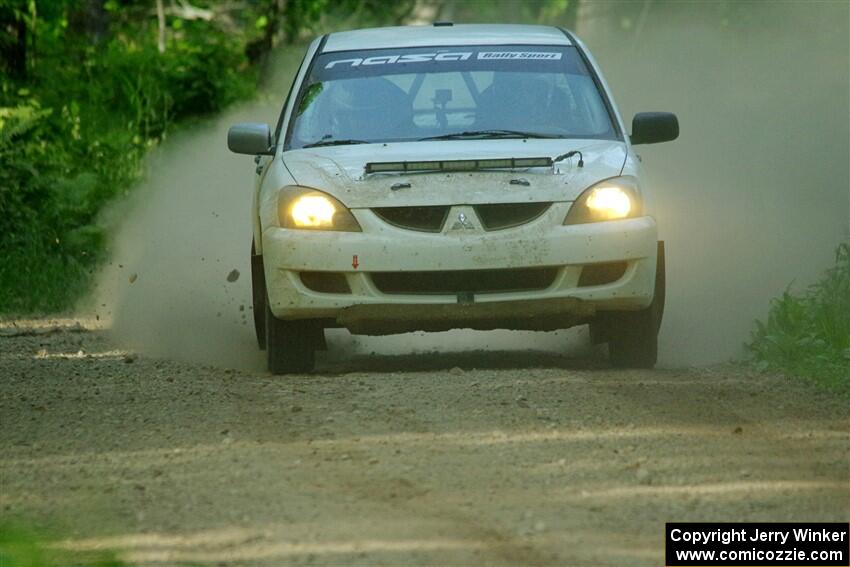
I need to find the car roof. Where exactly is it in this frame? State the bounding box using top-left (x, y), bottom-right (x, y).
top-left (323, 24), bottom-right (572, 53)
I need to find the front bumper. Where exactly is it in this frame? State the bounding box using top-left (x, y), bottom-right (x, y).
top-left (262, 206), bottom-right (658, 333)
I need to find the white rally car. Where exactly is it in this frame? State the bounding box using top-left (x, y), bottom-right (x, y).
top-left (228, 23), bottom-right (678, 374)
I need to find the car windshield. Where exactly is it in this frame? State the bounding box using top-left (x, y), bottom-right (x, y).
top-left (287, 45), bottom-right (617, 149)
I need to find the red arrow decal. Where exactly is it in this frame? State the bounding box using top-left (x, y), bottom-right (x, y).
top-left (352, 255), bottom-right (359, 269)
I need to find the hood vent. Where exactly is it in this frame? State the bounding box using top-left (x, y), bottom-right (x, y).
top-left (365, 157), bottom-right (553, 175)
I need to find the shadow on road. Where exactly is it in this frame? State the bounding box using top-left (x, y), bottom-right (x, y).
top-left (316, 348), bottom-right (610, 374)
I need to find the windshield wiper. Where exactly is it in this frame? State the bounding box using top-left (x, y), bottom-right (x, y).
top-left (418, 129), bottom-right (560, 141)
top-left (302, 138), bottom-right (369, 148)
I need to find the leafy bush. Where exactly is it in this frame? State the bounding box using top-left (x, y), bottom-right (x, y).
top-left (0, 0), bottom-right (425, 314)
top-left (747, 242), bottom-right (850, 393)
top-left (0, 3), bottom-right (257, 314)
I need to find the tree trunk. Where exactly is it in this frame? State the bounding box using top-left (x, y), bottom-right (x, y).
top-left (563, 0), bottom-right (580, 31)
top-left (11, 11), bottom-right (28, 79)
top-left (0, 3), bottom-right (28, 79)
top-left (245, 0), bottom-right (282, 64)
top-left (156, 0), bottom-right (166, 53)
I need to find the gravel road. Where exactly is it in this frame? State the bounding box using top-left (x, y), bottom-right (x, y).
top-left (1, 321), bottom-right (848, 566)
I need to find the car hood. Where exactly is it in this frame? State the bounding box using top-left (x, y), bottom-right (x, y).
top-left (281, 139), bottom-right (626, 208)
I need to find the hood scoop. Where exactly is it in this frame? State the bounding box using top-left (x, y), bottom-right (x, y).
top-left (365, 156), bottom-right (553, 175)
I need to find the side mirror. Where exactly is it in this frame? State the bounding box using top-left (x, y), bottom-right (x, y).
top-left (630, 112), bottom-right (679, 145)
top-left (227, 123), bottom-right (273, 155)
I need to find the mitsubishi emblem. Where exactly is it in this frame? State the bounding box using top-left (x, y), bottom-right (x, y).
top-left (452, 212), bottom-right (476, 230)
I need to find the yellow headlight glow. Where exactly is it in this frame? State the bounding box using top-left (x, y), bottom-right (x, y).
top-left (585, 186), bottom-right (632, 219)
top-left (290, 195), bottom-right (336, 228)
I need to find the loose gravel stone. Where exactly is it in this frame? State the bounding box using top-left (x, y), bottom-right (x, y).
top-left (0, 323), bottom-right (847, 566)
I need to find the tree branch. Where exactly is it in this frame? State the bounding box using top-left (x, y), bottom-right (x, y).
top-left (164, 0), bottom-right (214, 21)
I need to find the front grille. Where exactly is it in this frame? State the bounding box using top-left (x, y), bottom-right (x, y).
top-left (299, 272), bottom-right (351, 294)
top-left (373, 206), bottom-right (449, 232)
top-left (577, 262), bottom-right (628, 287)
top-left (474, 202), bottom-right (551, 230)
top-left (371, 267), bottom-right (558, 295)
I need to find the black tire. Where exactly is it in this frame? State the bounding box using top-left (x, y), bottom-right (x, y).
top-left (607, 309), bottom-right (659, 368)
top-left (251, 241), bottom-right (266, 350)
top-left (653, 241), bottom-right (666, 333)
top-left (607, 242), bottom-right (666, 369)
top-left (265, 301), bottom-right (318, 374)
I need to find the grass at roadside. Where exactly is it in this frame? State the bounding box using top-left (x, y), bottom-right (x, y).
top-left (0, 524), bottom-right (125, 567)
top-left (747, 242), bottom-right (850, 395)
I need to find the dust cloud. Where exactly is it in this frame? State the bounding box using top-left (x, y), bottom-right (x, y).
top-left (576, 0), bottom-right (850, 364)
top-left (89, 109), bottom-right (263, 370)
top-left (89, 49), bottom-right (303, 370)
top-left (89, 2), bottom-right (849, 370)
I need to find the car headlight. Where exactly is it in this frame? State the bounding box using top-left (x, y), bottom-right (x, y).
top-left (278, 186), bottom-right (361, 231)
top-left (564, 176), bottom-right (642, 225)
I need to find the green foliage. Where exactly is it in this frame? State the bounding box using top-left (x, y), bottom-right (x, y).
top-left (0, 523), bottom-right (125, 566)
top-left (0, 0), bottom-right (258, 314)
top-left (747, 242), bottom-right (850, 394)
top-left (282, 0), bottom-right (331, 43)
top-left (2, 0), bottom-right (577, 314)
top-left (446, 0), bottom-right (578, 27)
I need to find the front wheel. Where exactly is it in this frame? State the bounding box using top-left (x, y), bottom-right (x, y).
top-left (607, 308), bottom-right (659, 368)
top-left (251, 241), bottom-right (266, 350)
top-left (603, 241), bottom-right (665, 369)
top-left (265, 301), bottom-right (321, 374)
